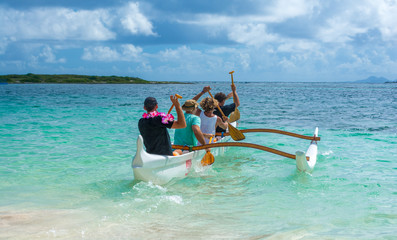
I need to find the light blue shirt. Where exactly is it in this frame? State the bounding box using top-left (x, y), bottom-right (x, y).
top-left (174, 113), bottom-right (201, 146)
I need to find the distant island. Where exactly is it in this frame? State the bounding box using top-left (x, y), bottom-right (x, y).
top-left (354, 76), bottom-right (397, 83)
top-left (0, 73), bottom-right (185, 84)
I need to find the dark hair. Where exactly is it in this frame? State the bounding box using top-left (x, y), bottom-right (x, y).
top-left (214, 92), bottom-right (227, 103)
top-left (144, 97), bottom-right (158, 112)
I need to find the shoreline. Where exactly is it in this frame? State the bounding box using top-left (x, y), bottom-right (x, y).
top-left (0, 73), bottom-right (190, 84)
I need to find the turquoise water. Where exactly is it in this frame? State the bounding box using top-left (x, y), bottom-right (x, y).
top-left (0, 83), bottom-right (396, 239)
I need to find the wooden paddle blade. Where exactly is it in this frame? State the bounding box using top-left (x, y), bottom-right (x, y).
top-left (228, 122), bottom-right (245, 141)
top-left (201, 151), bottom-right (215, 166)
top-left (229, 109), bottom-right (240, 122)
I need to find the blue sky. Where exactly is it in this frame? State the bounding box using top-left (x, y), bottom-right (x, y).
top-left (1, 0), bottom-right (397, 82)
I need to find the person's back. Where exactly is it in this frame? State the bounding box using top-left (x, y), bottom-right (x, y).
top-left (138, 96), bottom-right (186, 156)
top-left (174, 113), bottom-right (201, 146)
top-left (139, 112), bottom-right (174, 155)
top-left (199, 111), bottom-right (217, 138)
top-left (213, 102), bottom-right (235, 132)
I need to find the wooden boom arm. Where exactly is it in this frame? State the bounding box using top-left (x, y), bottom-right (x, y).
top-left (172, 142), bottom-right (310, 161)
top-left (216, 128), bottom-right (320, 141)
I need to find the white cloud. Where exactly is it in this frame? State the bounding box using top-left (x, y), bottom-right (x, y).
top-left (39, 46), bottom-right (66, 63)
top-left (82, 46), bottom-right (120, 61)
top-left (119, 2), bottom-right (156, 36)
top-left (278, 57), bottom-right (297, 70)
top-left (0, 37), bottom-right (16, 54)
top-left (316, 0), bottom-right (397, 43)
top-left (155, 45), bottom-right (253, 74)
top-left (181, 0), bottom-right (318, 26)
top-left (206, 47), bottom-right (236, 54)
top-left (122, 44), bottom-right (143, 58)
top-left (177, 0), bottom-right (397, 47)
top-left (238, 53), bottom-right (251, 70)
top-left (82, 44), bottom-right (143, 62)
top-left (159, 46), bottom-right (202, 61)
top-left (228, 24), bottom-right (277, 46)
top-left (316, 13), bottom-right (369, 43)
top-left (0, 1), bottom-right (155, 41)
top-left (375, 0), bottom-right (397, 41)
top-left (176, 0), bottom-right (318, 46)
top-left (0, 7), bottom-right (115, 41)
top-left (135, 62), bottom-right (153, 72)
top-left (265, 0), bottom-right (319, 22)
top-left (277, 40), bottom-right (320, 53)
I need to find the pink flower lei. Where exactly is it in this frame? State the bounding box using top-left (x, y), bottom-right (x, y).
top-left (142, 111), bottom-right (174, 124)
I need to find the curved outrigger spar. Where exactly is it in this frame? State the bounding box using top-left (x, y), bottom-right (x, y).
top-left (132, 126), bottom-right (319, 184)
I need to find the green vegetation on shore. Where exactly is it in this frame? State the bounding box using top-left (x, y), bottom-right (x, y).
top-left (0, 73), bottom-right (185, 84)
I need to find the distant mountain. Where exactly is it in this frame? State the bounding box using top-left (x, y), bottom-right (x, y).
top-left (354, 76), bottom-right (390, 83)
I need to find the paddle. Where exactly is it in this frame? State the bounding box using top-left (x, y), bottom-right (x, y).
top-left (228, 71), bottom-right (240, 122)
top-left (167, 94), bottom-right (183, 114)
top-left (201, 137), bottom-right (214, 166)
top-left (172, 141), bottom-right (310, 161)
top-left (215, 128), bottom-right (321, 141)
top-left (208, 90), bottom-right (245, 141)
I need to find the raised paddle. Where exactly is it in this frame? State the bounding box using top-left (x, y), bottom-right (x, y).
top-left (201, 137), bottom-right (215, 166)
top-left (172, 141), bottom-right (310, 161)
top-left (208, 90), bottom-right (245, 141)
top-left (215, 128), bottom-right (321, 141)
top-left (228, 71), bottom-right (240, 122)
top-left (167, 94), bottom-right (183, 114)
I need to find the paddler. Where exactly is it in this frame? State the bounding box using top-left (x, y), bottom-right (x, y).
top-left (213, 83), bottom-right (240, 133)
top-left (173, 99), bottom-right (207, 155)
top-left (138, 96), bottom-right (186, 156)
top-left (194, 96), bottom-right (228, 144)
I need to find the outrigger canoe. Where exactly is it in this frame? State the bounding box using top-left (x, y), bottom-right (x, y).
top-left (132, 126), bottom-right (320, 184)
top-left (132, 123), bottom-right (236, 185)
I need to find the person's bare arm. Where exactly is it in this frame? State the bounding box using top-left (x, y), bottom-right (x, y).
top-left (170, 95), bottom-right (186, 129)
top-left (216, 116), bottom-right (228, 130)
top-left (192, 125), bottom-right (206, 145)
top-left (193, 86), bottom-right (211, 101)
top-left (231, 84), bottom-right (240, 107)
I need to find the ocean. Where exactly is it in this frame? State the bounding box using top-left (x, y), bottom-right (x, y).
top-left (0, 82), bottom-right (396, 239)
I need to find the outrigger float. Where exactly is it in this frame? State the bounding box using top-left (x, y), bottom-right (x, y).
top-left (132, 126), bottom-right (320, 185)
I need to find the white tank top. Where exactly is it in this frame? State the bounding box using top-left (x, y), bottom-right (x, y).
top-left (200, 111), bottom-right (217, 144)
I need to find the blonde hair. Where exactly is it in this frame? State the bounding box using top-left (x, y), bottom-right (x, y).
top-left (200, 97), bottom-right (218, 112)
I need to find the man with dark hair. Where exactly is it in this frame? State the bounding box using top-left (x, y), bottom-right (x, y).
top-left (138, 95), bottom-right (186, 156)
top-left (213, 84), bottom-right (240, 133)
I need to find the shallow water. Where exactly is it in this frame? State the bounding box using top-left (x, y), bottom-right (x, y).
top-left (0, 83), bottom-right (396, 239)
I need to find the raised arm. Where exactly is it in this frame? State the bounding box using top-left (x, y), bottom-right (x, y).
top-left (193, 86), bottom-right (211, 101)
top-left (231, 84), bottom-right (240, 107)
top-left (170, 95), bottom-right (186, 129)
top-left (216, 116), bottom-right (228, 130)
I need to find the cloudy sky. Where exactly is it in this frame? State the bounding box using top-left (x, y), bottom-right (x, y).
top-left (1, 0), bottom-right (397, 82)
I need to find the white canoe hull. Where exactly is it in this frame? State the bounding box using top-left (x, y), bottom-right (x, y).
top-left (132, 132), bottom-right (233, 185)
top-left (295, 127), bottom-right (319, 173)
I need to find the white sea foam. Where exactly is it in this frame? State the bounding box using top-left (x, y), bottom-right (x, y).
top-left (322, 150), bottom-right (334, 156)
